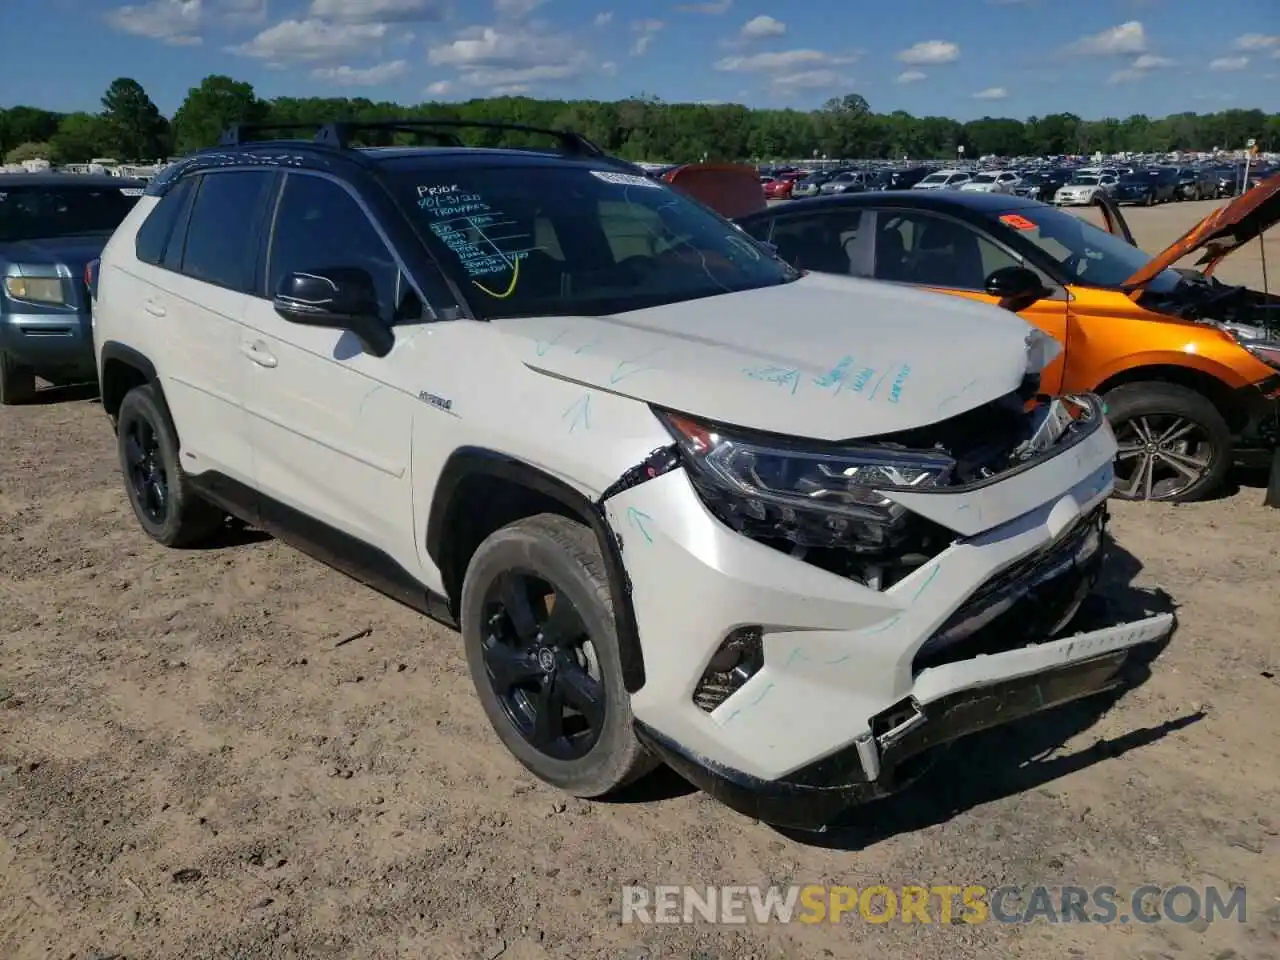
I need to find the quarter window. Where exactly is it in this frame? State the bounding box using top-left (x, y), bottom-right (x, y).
top-left (267, 174), bottom-right (402, 321)
top-left (180, 171), bottom-right (275, 292)
top-left (134, 178), bottom-right (193, 266)
top-left (770, 210), bottom-right (867, 275)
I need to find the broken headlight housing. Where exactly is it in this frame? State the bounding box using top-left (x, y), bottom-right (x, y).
top-left (1222, 322), bottom-right (1280, 371)
top-left (658, 411), bottom-right (955, 554)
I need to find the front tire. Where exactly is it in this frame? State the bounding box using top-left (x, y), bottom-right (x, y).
top-left (460, 513), bottom-right (656, 797)
top-left (0, 352), bottom-right (37, 405)
top-left (1104, 382), bottom-right (1233, 503)
top-left (116, 384), bottom-right (224, 546)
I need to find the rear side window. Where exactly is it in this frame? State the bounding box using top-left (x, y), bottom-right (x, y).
top-left (180, 171), bottom-right (275, 292)
top-left (134, 178), bottom-right (194, 265)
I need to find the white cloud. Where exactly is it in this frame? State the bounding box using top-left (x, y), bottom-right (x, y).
top-left (427, 24), bottom-right (596, 90)
top-left (895, 40), bottom-right (959, 65)
top-left (630, 18), bottom-right (664, 56)
top-left (593, 11), bottom-right (613, 26)
top-left (895, 69), bottom-right (926, 83)
top-left (674, 0), bottom-right (731, 11)
top-left (307, 0), bottom-right (445, 22)
top-left (492, 0), bottom-right (546, 17)
top-left (740, 15), bottom-right (785, 39)
top-left (714, 48), bottom-right (851, 72)
top-left (425, 79), bottom-right (452, 94)
top-left (311, 59), bottom-right (408, 85)
top-left (1234, 33), bottom-right (1279, 50)
top-left (772, 69), bottom-right (850, 90)
top-left (972, 86), bottom-right (1008, 100)
top-left (105, 0), bottom-right (202, 46)
top-left (1108, 51), bottom-right (1174, 83)
top-left (1065, 20), bottom-right (1146, 56)
top-left (1209, 55), bottom-right (1249, 70)
top-left (231, 18), bottom-right (389, 61)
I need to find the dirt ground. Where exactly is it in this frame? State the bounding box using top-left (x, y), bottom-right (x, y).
top-left (2, 199), bottom-right (1279, 960)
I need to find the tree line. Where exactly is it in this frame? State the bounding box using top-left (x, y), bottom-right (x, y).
top-left (3, 76), bottom-right (1278, 167)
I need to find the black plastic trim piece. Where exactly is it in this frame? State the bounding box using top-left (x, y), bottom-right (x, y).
top-left (187, 471), bottom-right (457, 628)
top-left (426, 447), bottom-right (647, 692)
top-left (98, 340), bottom-right (157, 383)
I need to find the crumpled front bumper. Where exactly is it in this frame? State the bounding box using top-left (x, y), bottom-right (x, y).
top-left (637, 610), bottom-right (1174, 830)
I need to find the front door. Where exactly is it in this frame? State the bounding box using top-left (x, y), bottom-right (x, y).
top-left (239, 171), bottom-right (421, 574)
top-left (867, 208), bottom-right (1071, 394)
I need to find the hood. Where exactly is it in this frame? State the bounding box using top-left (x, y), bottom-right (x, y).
top-left (1124, 170), bottom-right (1280, 289)
top-left (0, 234), bottom-right (110, 273)
top-left (498, 272), bottom-right (1048, 441)
top-left (661, 163), bottom-right (767, 218)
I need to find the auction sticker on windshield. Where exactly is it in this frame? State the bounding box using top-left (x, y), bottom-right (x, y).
top-left (590, 170), bottom-right (662, 188)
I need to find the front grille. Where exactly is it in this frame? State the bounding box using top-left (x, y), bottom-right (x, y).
top-left (912, 507), bottom-right (1106, 673)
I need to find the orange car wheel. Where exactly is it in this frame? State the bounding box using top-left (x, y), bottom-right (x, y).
top-left (1104, 382), bottom-right (1233, 503)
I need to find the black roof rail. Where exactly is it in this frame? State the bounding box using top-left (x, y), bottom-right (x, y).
top-left (218, 123), bottom-right (326, 147)
top-left (313, 119), bottom-right (607, 157)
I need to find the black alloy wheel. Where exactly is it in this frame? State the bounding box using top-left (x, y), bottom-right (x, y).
top-left (480, 569), bottom-right (606, 761)
top-left (124, 414), bottom-right (168, 524)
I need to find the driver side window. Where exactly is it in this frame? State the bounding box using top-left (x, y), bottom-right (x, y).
top-left (267, 173), bottom-right (409, 322)
top-left (871, 210), bottom-right (1020, 291)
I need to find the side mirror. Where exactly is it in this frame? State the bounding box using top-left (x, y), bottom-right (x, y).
top-left (272, 267), bottom-right (394, 358)
top-left (985, 265), bottom-right (1052, 313)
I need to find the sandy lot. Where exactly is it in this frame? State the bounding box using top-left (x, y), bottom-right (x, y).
top-left (2, 199), bottom-right (1279, 960)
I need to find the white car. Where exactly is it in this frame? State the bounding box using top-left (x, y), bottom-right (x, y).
top-left (911, 169), bottom-right (972, 190)
top-left (959, 171), bottom-right (1022, 194)
top-left (1054, 174), bottom-right (1118, 205)
top-left (90, 124), bottom-right (1175, 830)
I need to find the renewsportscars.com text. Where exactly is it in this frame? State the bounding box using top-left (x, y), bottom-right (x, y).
top-left (620, 884), bottom-right (1247, 926)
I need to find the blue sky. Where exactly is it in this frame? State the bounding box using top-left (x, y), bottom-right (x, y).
top-left (8, 0), bottom-right (1280, 119)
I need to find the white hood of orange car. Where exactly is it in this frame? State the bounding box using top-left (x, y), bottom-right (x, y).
top-left (496, 271), bottom-right (1057, 440)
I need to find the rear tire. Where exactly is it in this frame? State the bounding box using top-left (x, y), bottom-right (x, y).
top-left (460, 513), bottom-right (656, 798)
top-left (116, 384), bottom-right (224, 547)
top-left (0, 352), bottom-right (37, 405)
top-left (1104, 382), bottom-right (1233, 503)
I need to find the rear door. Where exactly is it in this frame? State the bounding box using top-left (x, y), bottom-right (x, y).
top-left (866, 207), bottom-right (1070, 393)
top-left (123, 170), bottom-right (273, 487)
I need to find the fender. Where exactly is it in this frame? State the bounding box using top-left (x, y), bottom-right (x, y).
top-left (427, 447), bottom-right (647, 693)
top-left (97, 340), bottom-right (168, 422)
top-left (1087, 351), bottom-right (1257, 394)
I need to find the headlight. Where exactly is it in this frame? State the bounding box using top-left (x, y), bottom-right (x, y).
top-left (4, 276), bottom-right (66, 306)
top-left (1244, 342), bottom-right (1280, 370)
top-left (1223, 323), bottom-right (1280, 371)
top-left (658, 410), bottom-right (955, 551)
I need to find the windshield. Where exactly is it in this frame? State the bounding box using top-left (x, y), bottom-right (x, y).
top-left (1070, 175), bottom-right (1100, 186)
top-left (0, 183), bottom-right (141, 243)
top-left (919, 173), bottom-right (949, 185)
top-left (989, 204), bottom-right (1180, 292)
top-left (389, 164), bottom-right (797, 320)
top-left (971, 173), bottom-right (998, 183)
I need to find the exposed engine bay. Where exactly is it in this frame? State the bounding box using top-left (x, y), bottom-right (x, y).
top-left (1143, 272), bottom-right (1280, 337)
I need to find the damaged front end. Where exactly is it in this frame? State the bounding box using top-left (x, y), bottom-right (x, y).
top-left (652, 374), bottom-right (1086, 593)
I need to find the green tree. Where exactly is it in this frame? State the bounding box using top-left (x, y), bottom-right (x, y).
top-left (0, 106), bottom-right (63, 156)
top-left (171, 75), bottom-right (269, 153)
top-left (50, 112), bottom-right (111, 164)
top-left (4, 142), bottom-right (54, 164)
top-left (101, 78), bottom-right (169, 161)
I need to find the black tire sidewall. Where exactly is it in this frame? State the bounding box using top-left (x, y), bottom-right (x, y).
top-left (459, 516), bottom-right (643, 796)
top-left (1104, 383), bottom-right (1233, 502)
top-left (117, 385), bottom-right (188, 543)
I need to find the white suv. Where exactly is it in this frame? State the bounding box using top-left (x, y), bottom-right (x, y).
top-left (91, 122), bottom-right (1176, 830)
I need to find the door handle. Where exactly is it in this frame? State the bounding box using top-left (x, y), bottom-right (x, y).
top-left (143, 298), bottom-right (165, 318)
top-left (240, 341), bottom-right (278, 368)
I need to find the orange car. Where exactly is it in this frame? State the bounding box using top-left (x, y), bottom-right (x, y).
top-left (714, 174), bottom-right (1280, 504)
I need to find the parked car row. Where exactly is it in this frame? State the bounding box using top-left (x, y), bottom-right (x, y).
top-left (760, 159), bottom-right (1276, 208)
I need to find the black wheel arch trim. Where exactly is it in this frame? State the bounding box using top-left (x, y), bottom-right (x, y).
top-left (99, 340), bottom-right (158, 383)
top-left (426, 447), bottom-right (647, 693)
